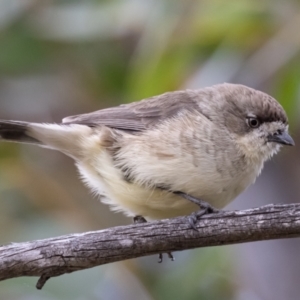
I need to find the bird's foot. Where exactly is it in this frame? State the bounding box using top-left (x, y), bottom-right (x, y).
top-left (133, 215), bottom-right (148, 224)
top-left (133, 215), bottom-right (174, 262)
top-left (174, 191), bottom-right (220, 230)
top-left (158, 252), bottom-right (174, 263)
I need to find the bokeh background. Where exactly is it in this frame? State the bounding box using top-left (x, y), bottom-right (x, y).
top-left (0, 0), bottom-right (300, 299)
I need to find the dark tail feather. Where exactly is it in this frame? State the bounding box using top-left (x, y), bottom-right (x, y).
top-left (0, 120), bottom-right (40, 144)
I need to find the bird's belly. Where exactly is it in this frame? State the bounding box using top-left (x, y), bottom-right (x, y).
top-left (76, 148), bottom-right (204, 219)
top-left (77, 150), bottom-right (261, 220)
top-left (77, 160), bottom-right (199, 219)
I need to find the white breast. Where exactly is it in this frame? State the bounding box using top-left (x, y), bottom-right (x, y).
top-left (76, 142), bottom-right (263, 220)
top-left (77, 150), bottom-right (200, 219)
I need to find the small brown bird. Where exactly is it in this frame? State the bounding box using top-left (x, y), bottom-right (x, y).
top-left (0, 83), bottom-right (294, 225)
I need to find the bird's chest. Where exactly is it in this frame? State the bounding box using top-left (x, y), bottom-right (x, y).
top-left (76, 140), bottom-right (264, 218)
top-left (203, 157), bottom-right (264, 208)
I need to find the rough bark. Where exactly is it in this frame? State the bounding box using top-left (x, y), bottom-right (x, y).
top-left (1, 204), bottom-right (300, 289)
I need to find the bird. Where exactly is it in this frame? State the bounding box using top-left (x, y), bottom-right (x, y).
top-left (0, 83), bottom-right (294, 226)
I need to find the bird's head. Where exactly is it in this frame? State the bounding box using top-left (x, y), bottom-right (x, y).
top-left (207, 83), bottom-right (294, 162)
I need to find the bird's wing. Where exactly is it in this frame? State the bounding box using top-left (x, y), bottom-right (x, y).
top-left (62, 90), bottom-right (200, 132)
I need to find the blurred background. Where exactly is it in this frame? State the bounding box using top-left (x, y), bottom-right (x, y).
top-left (0, 0), bottom-right (300, 299)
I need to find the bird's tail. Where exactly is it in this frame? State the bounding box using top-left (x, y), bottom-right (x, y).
top-left (0, 120), bottom-right (92, 159)
top-left (0, 120), bottom-right (41, 144)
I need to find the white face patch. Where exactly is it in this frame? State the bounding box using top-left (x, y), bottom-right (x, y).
top-left (237, 120), bottom-right (287, 162)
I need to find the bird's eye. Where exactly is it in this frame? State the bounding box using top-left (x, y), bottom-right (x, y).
top-left (247, 117), bottom-right (260, 128)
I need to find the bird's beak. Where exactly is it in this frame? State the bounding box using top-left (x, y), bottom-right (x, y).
top-left (267, 131), bottom-right (295, 146)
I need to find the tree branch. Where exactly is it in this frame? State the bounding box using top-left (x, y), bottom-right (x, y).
top-left (1, 203), bottom-right (300, 289)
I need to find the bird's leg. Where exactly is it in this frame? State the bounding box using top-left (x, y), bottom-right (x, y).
top-left (133, 215), bottom-right (174, 263)
top-left (173, 191), bottom-right (220, 230)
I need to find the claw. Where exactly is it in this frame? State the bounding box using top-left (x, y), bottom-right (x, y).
top-left (158, 252), bottom-right (174, 263)
top-left (133, 215), bottom-right (147, 224)
top-left (158, 253), bottom-right (163, 263)
top-left (167, 252), bottom-right (175, 261)
top-left (188, 215), bottom-right (198, 231)
top-left (188, 208), bottom-right (211, 230)
top-left (174, 191), bottom-right (220, 230)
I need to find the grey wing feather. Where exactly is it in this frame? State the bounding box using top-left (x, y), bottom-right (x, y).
top-left (62, 90), bottom-right (200, 132)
